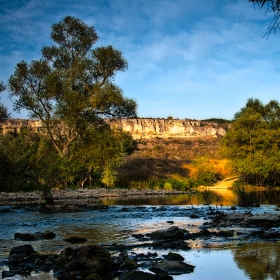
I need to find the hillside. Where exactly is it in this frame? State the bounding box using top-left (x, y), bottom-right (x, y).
top-left (116, 136), bottom-right (224, 188)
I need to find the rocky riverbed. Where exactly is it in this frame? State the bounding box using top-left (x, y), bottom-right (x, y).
top-left (0, 188), bottom-right (188, 206)
top-left (2, 202), bottom-right (280, 279)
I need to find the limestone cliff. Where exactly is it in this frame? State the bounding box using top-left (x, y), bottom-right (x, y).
top-left (109, 118), bottom-right (227, 139)
top-left (0, 119), bottom-right (42, 134)
top-left (0, 118), bottom-right (227, 139)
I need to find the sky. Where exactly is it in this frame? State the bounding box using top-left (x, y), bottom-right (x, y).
top-left (1, 0), bottom-right (280, 120)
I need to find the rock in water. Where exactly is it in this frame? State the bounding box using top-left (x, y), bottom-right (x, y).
top-left (63, 236), bottom-right (88, 243)
top-left (150, 261), bottom-right (195, 275)
top-left (53, 245), bottom-right (114, 279)
top-left (118, 271), bottom-right (173, 280)
top-left (149, 226), bottom-right (188, 240)
top-left (9, 244), bottom-right (36, 261)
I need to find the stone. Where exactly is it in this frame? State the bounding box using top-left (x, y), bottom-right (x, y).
top-left (152, 240), bottom-right (191, 250)
top-left (9, 244), bottom-right (36, 261)
top-left (165, 252), bottom-right (184, 261)
top-left (118, 271), bottom-right (173, 280)
top-left (149, 226), bottom-right (188, 240)
top-left (53, 245), bottom-right (114, 279)
top-left (63, 236), bottom-right (88, 243)
top-left (150, 261), bottom-right (195, 275)
top-left (14, 231), bottom-right (56, 241)
top-left (2, 271), bottom-right (15, 278)
top-left (14, 233), bottom-right (38, 241)
top-left (43, 231), bottom-right (56, 239)
top-left (189, 214), bottom-right (199, 218)
top-left (123, 258), bottom-right (137, 270)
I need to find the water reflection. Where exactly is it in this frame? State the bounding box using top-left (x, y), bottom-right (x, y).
top-left (101, 188), bottom-right (280, 206)
top-left (233, 242), bottom-right (280, 280)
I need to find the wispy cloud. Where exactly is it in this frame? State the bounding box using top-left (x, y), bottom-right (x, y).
top-left (1, 0), bottom-right (280, 119)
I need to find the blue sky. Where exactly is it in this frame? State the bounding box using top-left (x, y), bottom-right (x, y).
top-left (1, 0), bottom-right (280, 120)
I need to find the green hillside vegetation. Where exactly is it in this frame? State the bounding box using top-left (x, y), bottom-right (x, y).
top-left (115, 136), bottom-right (231, 190)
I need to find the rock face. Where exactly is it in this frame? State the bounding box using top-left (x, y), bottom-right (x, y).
top-left (0, 118), bottom-right (227, 139)
top-left (0, 119), bottom-right (42, 134)
top-left (110, 118), bottom-right (227, 139)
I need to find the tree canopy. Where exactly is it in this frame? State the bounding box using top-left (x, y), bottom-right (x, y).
top-left (4, 16), bottom-right (138, 192)
top-left (220, 98), bottom-right (280, 186)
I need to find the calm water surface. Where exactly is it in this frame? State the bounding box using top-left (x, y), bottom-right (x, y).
top-left (1, 188), bottom-right (280, 280)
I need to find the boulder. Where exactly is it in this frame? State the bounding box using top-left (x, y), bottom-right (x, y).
top-left (9, 244), bottom-right (36, 262)
top-left (63, 236), bottom-right (88, 243)
top-left (150, 261), bottom-right (195, 275)
top-left (2, 271), bottom-right (15, 278)
top-left (152, 240), bottom-right (191, 250)
top-left (118, 271), bottom-right (173, 280)
top-left (245, 213), bottom-right (280, 226)
top-left (216, 230), bottom-right (234, 237)
top-left (165, 252), bottom-right (184, 261)
top-left (149, 226), bottom-right (188, 240)
top-left (53, 245), bottom-right (114, 279)
top-left (14, 231), bottom-right (56, 241)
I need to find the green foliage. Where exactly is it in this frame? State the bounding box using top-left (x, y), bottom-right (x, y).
top-left (220, 98), bottom-right (280, 186)
top-left (191, 156), bottom-right (218, 186)
top-left (115, 175), bottom-right (190, 191)
top-left (201, 118), bottom-right (231, 124)
top-left (4, 16), bottom-right (138, 191)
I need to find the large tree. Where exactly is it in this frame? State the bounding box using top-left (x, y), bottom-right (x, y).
top-left (8, 16), bottom-right (137, 189)
top-left (220, 98), bottom-right (280, 186)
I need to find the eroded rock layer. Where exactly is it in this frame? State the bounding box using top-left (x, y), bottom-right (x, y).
top-left (110, 118), bottom-right (227, 139)
top-left (0, 118), bottom-right (227, 139)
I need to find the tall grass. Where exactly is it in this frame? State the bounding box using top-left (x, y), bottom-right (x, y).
top-left (233, 183), bottom-right (260, 207)
top-left (202, 190), bottom-right (215, 205)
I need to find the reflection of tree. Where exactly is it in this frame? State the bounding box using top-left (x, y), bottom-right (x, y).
top-left (233, 242), bottom-right (280, 280)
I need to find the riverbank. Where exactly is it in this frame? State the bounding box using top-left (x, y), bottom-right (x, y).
top-left (0, 188), bottom-right (188, 206)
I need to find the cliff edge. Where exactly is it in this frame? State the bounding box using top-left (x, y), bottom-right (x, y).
top-left (0, 118), bottom-right (228, 139)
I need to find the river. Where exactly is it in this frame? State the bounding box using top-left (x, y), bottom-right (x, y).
top-left (1, 188), bottom-right (280, 279)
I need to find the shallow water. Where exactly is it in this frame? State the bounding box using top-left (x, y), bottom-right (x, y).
top-left (1, 190), bottom-right (280, 279)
